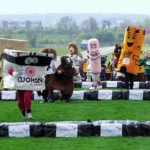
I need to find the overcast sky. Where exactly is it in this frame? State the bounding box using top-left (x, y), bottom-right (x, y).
top-left (1, 0), bottom-right (150, 15)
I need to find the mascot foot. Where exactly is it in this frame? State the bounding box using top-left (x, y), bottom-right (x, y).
top-left (89, 86), bottom-right (96, 90)
top-left (97, 86), bottom-right (102, 89)
top-left (48, 98), bottom-right (54, 103)
top-left (97, 83), bottom-right (102, 89)
top-left (40, 99), bottom-right (48, 103)
top-left (89, 84), bottom-right (97, 90)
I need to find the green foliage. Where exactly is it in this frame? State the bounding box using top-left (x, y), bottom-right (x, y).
top-left (56, 16), bottom-right (78, 34)
top-left (3, 29), bottom-right (14, 39)
top-left (15, 29), bottom-right (26, 34)
top-left (142, 17), bottom-right (150, 27)
top-left (81, 17), bottom-right (99, 33)
top-left (95, 30), bottom-right (115, 46)
top-left (115, 32), bottom-right (124, 43)
top-left (25, 29), bottom-right (37, 47)
top-left (1, 24), bottom-right (150, 48)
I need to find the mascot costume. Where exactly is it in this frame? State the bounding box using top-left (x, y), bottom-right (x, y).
top-left (38, 47), bottom-right (57, 102)
top-left (44, 56), bottom-right (77, 102)
top-left (139, 50), bottom-right (150, 81)
top-left (113, 44), bottom-right (125, 81)
top-left (117, 26), bottom-right (145, 89)
top-left (68, 42), bottom-right (83, 82)
top-left (3, 49), bottom-right (53, 119)
top-left (87, 38), bottom-right (102, 89)
top-left (39, 47), bottom-right (57, 75)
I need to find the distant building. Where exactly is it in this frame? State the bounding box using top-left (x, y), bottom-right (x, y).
top-left (102, 20), bottom-right (111, 28)
top-left (0, 20), bottom-right (42, 29)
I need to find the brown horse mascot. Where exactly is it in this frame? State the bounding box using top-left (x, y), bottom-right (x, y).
top-left (38, 55), bottom-right (77, 102)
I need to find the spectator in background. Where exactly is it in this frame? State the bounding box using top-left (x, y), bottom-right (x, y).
top-left (100, 55), bottom-right (107, 81)
top-left (139, 50), bottom-right (150, 81)
top-left (82, 57), bottom-right (88, 81)
top-left (68, 42), bottom-right (83, 82)
top-left (108, 53), bottom-right (116, 81)
top-left (79, 57), bottom-right (84, 80)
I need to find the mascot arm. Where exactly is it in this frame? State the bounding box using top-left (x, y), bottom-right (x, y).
top-left (114, 59), bottom-right (119, 68)
top-left (57, 69), bottom-right (62, 74)
top-left (72, 68), bottom-right (78, 77)
top-left (87, 53), bottom-right (101, 60)
top-left (76, 55), bottom-right (82, 61)
top-left (93, 53), bottom-right (101, 59)
top-left (71, 54), bottom-right (81, 61)
top-left (7, 68), bottom-right (14, 75)
top-left (50, 60), bottom-right (56, 71)
top-left (7, 68), bottom-right (19, 77)
top-left (139, 59), bottom-right (145, 66)
top-left (55, 65), bottom-right (64, 74)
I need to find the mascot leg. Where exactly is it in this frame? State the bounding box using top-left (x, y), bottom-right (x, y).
top-left (38, 90), bottom-right (48, 103)
top-left (86, 71), bottom-right (92, 82)
top-left (125, 73), bottom-right (134, 89)
top-left (95, 74), bottom-right (102, 88)
top-left (47, 88), bottom-right (55, 103)
top-left (129, 74), bottom-right (134, 89)
top-left (42, 90), bottom-right (48, 102)
top-left (74, 66), bottom-right (82, 82)
top-left (90, 73), bottom-right (102, 89)
top-left (61, 89), bottom-right (73, 102)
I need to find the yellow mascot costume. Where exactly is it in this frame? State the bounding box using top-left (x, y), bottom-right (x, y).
top-left (117, 26), bottom-right (145, 89)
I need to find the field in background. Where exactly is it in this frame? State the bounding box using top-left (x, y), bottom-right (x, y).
top-left (29, 45), bottom-right (69, 56)
top-left (29, 45), bottom-right (150, 64)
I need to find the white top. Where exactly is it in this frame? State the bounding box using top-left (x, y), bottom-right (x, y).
top-left (45, 59), bottom-right (55, 75)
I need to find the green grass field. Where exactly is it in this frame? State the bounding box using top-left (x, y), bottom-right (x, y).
top-left (1, 45), bottom-right (150, 149)
top-left (0, 98), bottom-right (150, 150)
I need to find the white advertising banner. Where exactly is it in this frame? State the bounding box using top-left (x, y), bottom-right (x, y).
top-left (56, 123), bottom-right (78, 137)
top-left (3, 49), bottom-right (53, 91)
top-left (98, 90), bottom-right (113, 100)
top-left (129, 90), bottom-right (143, 100)
top-left (101, 123), bottom-right (122, 137)
top-left (9, 125), bottom-right (30, 137)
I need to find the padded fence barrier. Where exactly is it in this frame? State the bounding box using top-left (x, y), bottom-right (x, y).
top-left (0, 121), bottom-right (150, 137)
top-left (75, 81), bottom-right (148, 89)
top-left (0, 89), bottom-right (150, 101)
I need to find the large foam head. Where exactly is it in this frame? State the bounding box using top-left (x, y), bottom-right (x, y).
top-left (88, 38), bottom-right (100, 53)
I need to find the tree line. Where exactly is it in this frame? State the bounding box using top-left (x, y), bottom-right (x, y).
top-left (0, 16), bottom-right (150, 48)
